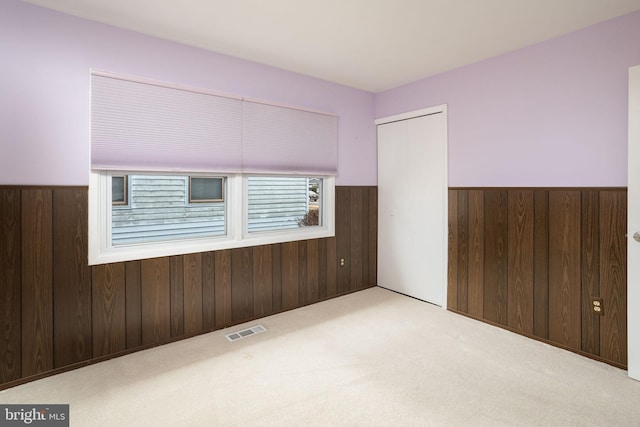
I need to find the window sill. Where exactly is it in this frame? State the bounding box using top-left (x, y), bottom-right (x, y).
top-left (89, 226), bottom-right (335, 265)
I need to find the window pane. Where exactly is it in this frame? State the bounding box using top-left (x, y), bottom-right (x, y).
top-left (247, 176), bottom-right (321, 232)
top-left (112, 174), bottom-right (225, 245)
top-left (190, 177), bottom-right (224, 202)
top-left (112, 175), bottom-right (127, 205)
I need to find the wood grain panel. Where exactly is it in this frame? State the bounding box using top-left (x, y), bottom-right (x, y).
top-left (350, 187), bottom-right (363, 291)
top-left (253, 245), bottom-right (273, 317)
top-left (298, 241), bottom-right (308, 306)
top-left (483, 190), bottom-right (508, 325)
top-left (467, 190), bottom-right (484, 318)
top-left (169, 256), bottom-right (184, 338)
top-left (599, 191), bottom-right (627, 365)
top-left (456, 190), bottom-right (469, 312)
top-left (202, 252), bottom-right (216, 330)
top-left (361, 188), bottom-right (371, 288)
top-left (447, 190), bottom-right (459, 309)
top-left (271, 244), bottom-right (282, 313)
top-left (306, 239), bottom-right (319, 303)
top-left (231, 248), bottom-right (253, 323)
top-left (1, 185), bottom-right (382, 389)
top-left (281, 242), bottom-right (299, 309)
top-left (581, 191), bottom-right (600, 355)
top-left (214, 250), bottom-right (232, 327)
top-left (449, 187), bottom-right (627, 368)
top-left (184, 253), bottom-right (203, 335)
top-left (125, 261), bottom-right (142, 349)
top-left (21, 189), bottom-right (54, 376)
top-left (0, 189), bottom-right (21, 382)
top-left (318, 239), bottom-right (328, 300)
top-left (507, 191), bottom-right (534, 334)
top-left (336, 187), bottom-right (351, 294)
top-left (140, 258), bottom-right (171, 345)
top-left (368, 187), bottom-right (378, 287)
top-left (326, 237), bottom-right (337, 298)
top-left (53, 189), bottom-right (91, 367)
top-left (533, 191), bottom-right (549, 339)
top-left (91, 264), bottom-right (126, 357)
top-left (548, 191), bottom-right (581, 350)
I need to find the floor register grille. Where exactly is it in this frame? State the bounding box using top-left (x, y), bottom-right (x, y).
top-left (225, 325), bottom-right (267, 342)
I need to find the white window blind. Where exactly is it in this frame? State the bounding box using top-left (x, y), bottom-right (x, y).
top-left (91, 72), bottom-right (243, 173)
top-left (242, 100), bottom-right (338, 175)
top-left (91, 72), bottom-right (338, 175)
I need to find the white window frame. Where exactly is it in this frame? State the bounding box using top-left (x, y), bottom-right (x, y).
top-left (88, 171), bottom-right (335, 265)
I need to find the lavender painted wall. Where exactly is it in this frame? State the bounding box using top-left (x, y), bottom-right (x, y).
top-left (0, 0), bottom-right (376, 186)
top-left (376, 11), bottom-right (640, 187)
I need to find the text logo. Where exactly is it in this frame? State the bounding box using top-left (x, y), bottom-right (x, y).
top-left (0, 405), bottom-right (68, 427)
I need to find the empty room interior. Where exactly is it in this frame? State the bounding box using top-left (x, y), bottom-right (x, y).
top-left (2, 0), bottom-right (640, 425)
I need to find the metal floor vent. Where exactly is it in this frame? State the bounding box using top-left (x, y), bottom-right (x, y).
top-left (225, 325), bottom-right (267, 342)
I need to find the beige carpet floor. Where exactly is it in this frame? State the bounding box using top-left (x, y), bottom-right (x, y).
top-left (2, 287), bottom-right (640, 426)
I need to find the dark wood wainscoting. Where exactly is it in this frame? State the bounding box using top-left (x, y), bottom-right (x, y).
top-left (448, 188), bottom-right (627, 368)
top-left (0, 186), bottom-right (377, 389)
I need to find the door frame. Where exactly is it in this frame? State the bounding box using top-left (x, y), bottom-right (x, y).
top-left (628, 65), bottom-right (640, 381)
top-left (375, 104), bottom-right (448, 308)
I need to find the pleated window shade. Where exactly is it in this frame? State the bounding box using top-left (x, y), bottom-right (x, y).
top-left (91, 73), bottom-right (243, 173)
top-left (242, 100), bottom-right (338, 175)
top-left (91, 72), bottom-right (338, 175)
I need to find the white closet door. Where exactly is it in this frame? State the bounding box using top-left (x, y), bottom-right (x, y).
top-left (377, 111), bottom-right (447, 305)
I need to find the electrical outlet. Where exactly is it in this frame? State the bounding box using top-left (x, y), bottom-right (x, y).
top-left (591, 297), bottom-right (604, 316)
top-left (340, 258), bottom-right (345, 266)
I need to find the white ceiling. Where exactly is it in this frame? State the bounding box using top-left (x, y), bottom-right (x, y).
top-left (22, 0), bottom-right (640, 92)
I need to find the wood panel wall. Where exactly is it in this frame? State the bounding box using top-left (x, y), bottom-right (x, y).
top-left (0, 186), bottom-right (377, 389)
top-left (448, 188), bottom-right (627, 368)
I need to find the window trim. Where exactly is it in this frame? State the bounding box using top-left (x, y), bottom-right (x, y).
top-left (88, 171), bottom-right (335, 265)
top-left (188, 176), bottom-right (225, 204)
top-left (111, 175), bottom-right (128, 206)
